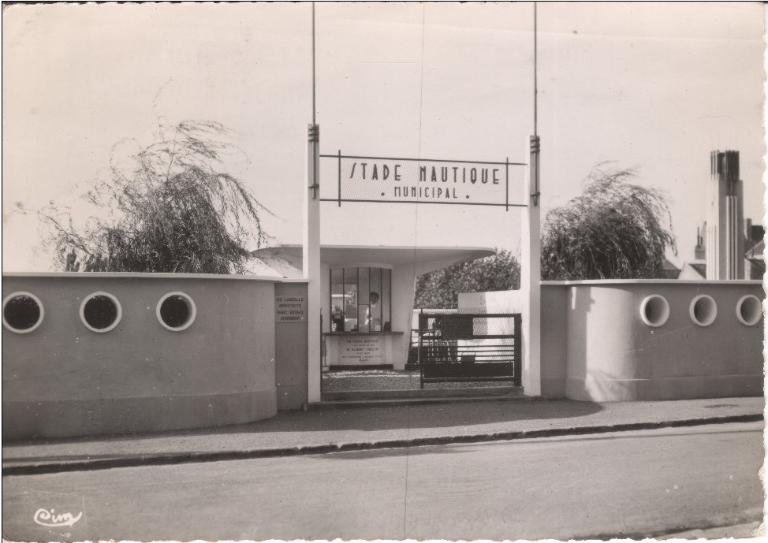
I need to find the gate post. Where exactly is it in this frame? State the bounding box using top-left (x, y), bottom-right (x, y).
top-left (304, 123), bottom-right (322, 404)
top-left (521, 135), bottom-right (542, 395)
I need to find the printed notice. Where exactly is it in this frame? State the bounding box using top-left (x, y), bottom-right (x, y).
top-left (339, 336), bottom-right (384, 364)
top-left (275, 296), bottom-right (307, 322)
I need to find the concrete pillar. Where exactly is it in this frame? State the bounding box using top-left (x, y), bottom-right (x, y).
top-left (521, 135), bottom-right (541, 396)
top-left (391, 262), bottom-right (418, 371)
top-left (304, 124), bottom-right (321, 403)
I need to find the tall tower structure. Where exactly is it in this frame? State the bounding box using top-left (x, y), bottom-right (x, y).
top-left (705, 150), bottom-right (744, 279)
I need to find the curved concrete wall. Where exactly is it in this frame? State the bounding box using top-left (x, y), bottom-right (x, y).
top-left (544, 281), bottom-right (764, 401)
top-left (461, 281), bottom-right (763, 401)
top-left (3, 273), bottom-right (280, 440)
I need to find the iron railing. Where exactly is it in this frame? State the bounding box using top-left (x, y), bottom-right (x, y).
top-left (417, 311), bottom-right (522, 388)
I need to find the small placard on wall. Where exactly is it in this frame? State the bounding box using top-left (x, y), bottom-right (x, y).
top-left (275, 295), bottom-right (307, 322)
top-left (339, 336), bottom-right (385, 365)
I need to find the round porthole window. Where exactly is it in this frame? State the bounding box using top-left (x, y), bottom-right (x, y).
top-left (639, 294), bottom-right (670, 327)
top-left (735, 295), bottom-right (762, 326)
top-left (80, 292), bottom-right (122, 333)
top-left (3, 292), bottom-right (44, 334)
top-left (156, 292), bottom-right (196, 331)
top-left (689, 294), bottom-right (717, 327)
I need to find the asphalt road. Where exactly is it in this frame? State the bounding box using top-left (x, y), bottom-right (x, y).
top-left (3, 422), bottom-right (763, 541)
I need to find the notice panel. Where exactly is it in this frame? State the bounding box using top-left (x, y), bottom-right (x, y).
top-left (338, 335), bottom-right (385, 365)
top-left (275, 295), bottom-right (307, 322)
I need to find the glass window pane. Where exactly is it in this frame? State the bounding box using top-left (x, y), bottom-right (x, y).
top-left (382, 268), bottom-right (391, 331)
top-left (331, 268), bottom-right (344, 332)
top-left (359, 267), bottom-right (369, 305)
top-left (369, 268), bottom-right (382, 332)
top-left (343, 267), bottom-right (358, 332)
top-left (358, 304), bottom-right (370, 333)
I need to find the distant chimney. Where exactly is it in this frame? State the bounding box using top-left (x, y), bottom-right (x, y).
top-left (705, 150), bottom-right (744, 279)
top-left (711, 150), bottom-right (740, 194)
top-left (694, 224), bottom-right (705, 260)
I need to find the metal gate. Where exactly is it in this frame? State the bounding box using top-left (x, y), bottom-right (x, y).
top-left (417, 311), bottom-right (522, 388)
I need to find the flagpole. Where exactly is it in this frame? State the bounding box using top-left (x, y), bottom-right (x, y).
top-left (312, 1), bottom-right (316, 127)
top-left (533, 1), bottom-right (538, 139)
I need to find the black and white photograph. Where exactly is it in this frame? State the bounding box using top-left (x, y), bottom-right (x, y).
top-left (1, 1), bottom-right (765, 540)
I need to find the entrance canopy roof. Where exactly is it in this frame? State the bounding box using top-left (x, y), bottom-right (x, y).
top-left (251, 244), bottom-right (495, 278)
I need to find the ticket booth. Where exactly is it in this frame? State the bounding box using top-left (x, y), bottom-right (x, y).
top-left (254, 244), bottom-right (494, 371)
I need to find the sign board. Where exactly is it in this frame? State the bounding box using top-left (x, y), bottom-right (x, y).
top-left (338, 335), bottom-right (385, 365)
top-left (275, 295), bottom-right (307, 322)
top-left (319, 153), bottom-right (527, 209)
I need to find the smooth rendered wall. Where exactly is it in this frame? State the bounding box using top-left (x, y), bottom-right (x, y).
top-left (539, 286), bottom-right (568, 398)
top-left (3, 274), bottom-right (278, 440)
top-left (460, 282), bottom-right (762, 401)
top-left (274, 282), bottom-right (309, 410)
top-left (560, 282), bottom-right (763, 401)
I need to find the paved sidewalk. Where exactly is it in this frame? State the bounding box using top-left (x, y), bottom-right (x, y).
top-left (3, 397), bottom-right (763, 474)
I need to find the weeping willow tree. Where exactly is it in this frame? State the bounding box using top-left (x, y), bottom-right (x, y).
top-left (541, 167), bottom-right (676, 280)
top-left (41, 121), bottom-right (271, 273)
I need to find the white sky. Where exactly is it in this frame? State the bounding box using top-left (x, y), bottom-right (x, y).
top-left (2, 2), bottom-right (764, 271)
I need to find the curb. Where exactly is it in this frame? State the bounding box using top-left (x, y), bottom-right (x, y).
top-left (314, 392), bottom-right (529, 408)
top-left (2, 413), bottom-right (761, 477)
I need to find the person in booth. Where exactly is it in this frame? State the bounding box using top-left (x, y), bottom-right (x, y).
top-left (368, 292), bottom-right (382, 332)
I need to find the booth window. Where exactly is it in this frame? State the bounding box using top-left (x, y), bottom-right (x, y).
top-left (3, 292), bottom-right (44, 334)
top-left (331, 267), bottom-right (391, 333)
top-left (80, 292), bottom-right (122, 333)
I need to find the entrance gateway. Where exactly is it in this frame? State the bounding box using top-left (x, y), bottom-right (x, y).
top-left (303, 143), bottom-right (541, 402)
top-left (302, 4), bottom-right (542, 404)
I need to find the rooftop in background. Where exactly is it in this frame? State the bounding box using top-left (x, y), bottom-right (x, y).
top-left (661, 258), bottom-right (681, 279)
